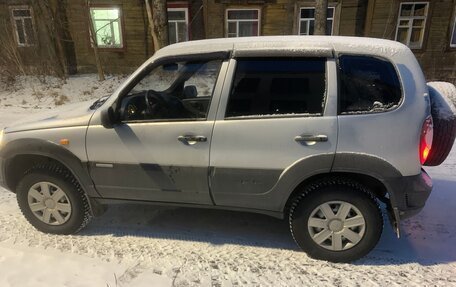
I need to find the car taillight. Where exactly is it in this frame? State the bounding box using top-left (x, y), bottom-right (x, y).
top-left (420, 116), bottom-right (433, 164)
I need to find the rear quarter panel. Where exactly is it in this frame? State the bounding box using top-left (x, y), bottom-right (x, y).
top-left (333, 40), bottom-right (430, 176)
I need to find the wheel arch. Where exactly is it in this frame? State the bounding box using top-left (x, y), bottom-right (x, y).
top-left (279, 153), bottom-right (403, 214)
top-left (1, 138), bottom-right (99, 198)
top-left (283, 171), bottom-right (389, 217)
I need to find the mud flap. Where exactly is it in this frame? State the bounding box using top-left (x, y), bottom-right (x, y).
top-left (89, 198), bottom-right (108, 217)
top-left (387, 205), bottom-right (401, 238)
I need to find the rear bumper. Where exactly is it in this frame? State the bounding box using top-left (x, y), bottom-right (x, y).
top-left (388, 169), bottom-right (433, 220)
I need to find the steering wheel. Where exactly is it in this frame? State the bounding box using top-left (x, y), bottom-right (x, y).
top-left (145, 90), bottom-right (169, 119)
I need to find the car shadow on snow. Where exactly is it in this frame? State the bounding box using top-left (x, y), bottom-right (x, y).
top-left (82, 204), bottom-right (298, 250)
top-left (79, 177), bottom-right (456, 266)
top-left (359, 177), bottom-right (456, 266)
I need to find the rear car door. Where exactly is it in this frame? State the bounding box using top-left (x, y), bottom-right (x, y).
top-left (209, 56), bottom-right (338, 211)
top-left (86, 57), bottom-right (227, 204)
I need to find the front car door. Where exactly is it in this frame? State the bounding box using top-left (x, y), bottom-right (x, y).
top-left (209, 56), bottom-right (339, 212)
top-left (86, 56), bottom-right (228, 205)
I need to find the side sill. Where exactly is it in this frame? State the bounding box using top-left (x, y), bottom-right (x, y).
top-left (93, 197), bottom-right (284, 219)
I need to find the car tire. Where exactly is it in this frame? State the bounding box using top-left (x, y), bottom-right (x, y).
top-left (289, 178), bottom-right (383, 263)
top-left (425, 82), bottom-right (456, 166)
top-left (16, 164), bottom-right (92, 235)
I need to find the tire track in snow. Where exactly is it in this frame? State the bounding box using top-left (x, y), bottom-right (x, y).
top-left (0, 192), bottom-right (455, 286)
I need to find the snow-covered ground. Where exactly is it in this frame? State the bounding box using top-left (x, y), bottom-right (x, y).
top-left (0, 75), bottom-right (456, 286)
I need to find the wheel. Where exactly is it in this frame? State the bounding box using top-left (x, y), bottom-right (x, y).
top-left (16, 164), bottom-right (92, 234)
top-left (289, 179), bottom-right (383, 262)
top-left (425, 82), bottom-right (456, 166)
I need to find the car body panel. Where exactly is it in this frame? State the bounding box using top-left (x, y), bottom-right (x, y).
top-left (85, 122), bottom-right (215, 204)
top-left (334, 41), bottom-right (429, 177)
top-left (4, 100), bottom-right (95, 133)
top-left (208, 58), bottom-right (339, 210)
top-left (85, 60), bottom-right (230, 205)
top-left (0, 36), bottom-right (433, 225)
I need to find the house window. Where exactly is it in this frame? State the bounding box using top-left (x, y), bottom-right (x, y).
top-left (299, 7), bottom-right (334, 35)
top-left (10, 7), bottom-right (36, 46)
top-left (395, 2), bottom-right (429, 49)
top-left (451, 16), bottom-right (456, 48)
top-left (226, 9), bottom-right (260, 37)
top-left (90, 7), bottom-right (123, 48)
top-left (168, 8), bottom-right (189, 44)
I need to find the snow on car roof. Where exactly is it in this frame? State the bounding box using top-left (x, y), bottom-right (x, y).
top-left (154, 36), bottom-right (411, 60)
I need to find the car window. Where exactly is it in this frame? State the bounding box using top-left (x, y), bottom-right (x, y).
top-left (225, 57), bottom-right (326, 118)
top-left (133, 63), bottom-right (183, 93)
top-left (338, 55), bottom-right (402, 114)
top-left (120, 59), bottom-right (222, 122)
top-left (184, 61), bottom-right (221, 98)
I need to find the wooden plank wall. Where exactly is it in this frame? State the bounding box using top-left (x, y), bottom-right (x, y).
top-left (66, 0), bottom-right (152, 74)
top-left (2, 0), bottom-right (453, 81)
top-left (67, 0), bottom-right (205, 74)
top-left (365, 0), bottom-right (456, 83)
top-left (0, 0), bottom-right (63, 71)
top-left (204, 0), bottom-right (368, 38)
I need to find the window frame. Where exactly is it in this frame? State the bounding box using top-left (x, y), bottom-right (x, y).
top-left (298, 7), bottom-right (335, 36)
top-left (89, 5), bottom-right (125, 50)
top-left (9, 5), bottom-right (36, 47)
top-left (225, 8), bottom-right (261, 38)
top-left (394, 2), bottom-right (429, 49)
top-left (336, 53), bottom-right (404, 116)
top-left (224, 57), bottom-right (328, 120)
top-left (450, 15), bottom-right (456, 48)
top-left (117, 58), bottom-right (225, 124)
top-left (167, 7), bottom-right (189, 44)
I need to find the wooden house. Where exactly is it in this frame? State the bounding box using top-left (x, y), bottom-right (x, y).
top-left (65, 0), bottom-right (205, 73)
top-left (0, 0), bottom-right (205, 74)
top-left (0, 0), bottom-right (454, 83)
top-left (365, 0), bottom-right (456, 83)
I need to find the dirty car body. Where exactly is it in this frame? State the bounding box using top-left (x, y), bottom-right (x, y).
top-left (1, 36), bottom-right (449, 262)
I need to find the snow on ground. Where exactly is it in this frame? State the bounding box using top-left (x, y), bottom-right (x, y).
top-left (0, 242), bottom-right (171, 287)
top-left (0, 75), bottom-right (456, 286)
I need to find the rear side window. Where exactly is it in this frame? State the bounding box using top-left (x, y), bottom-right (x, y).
top-left (338, 55), bottom-right (402, 114)
top-left (225, 58), bottom-right (326, 118)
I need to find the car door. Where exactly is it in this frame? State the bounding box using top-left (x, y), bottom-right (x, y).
top-left (86, 57), bottom-right (228, 205)
top-left (209, 56), bottom-right (338, 211)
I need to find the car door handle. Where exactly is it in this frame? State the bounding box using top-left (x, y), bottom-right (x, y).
top-left (178, 135), bottom-right (207, 145)
top-left (294, 135), bottom-right (328, 143)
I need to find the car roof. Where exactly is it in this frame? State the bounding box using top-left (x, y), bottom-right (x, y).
top-left (154, 36), bottom-right (411, 60)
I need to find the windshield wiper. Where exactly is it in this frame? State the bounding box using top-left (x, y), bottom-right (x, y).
top-left (90, 96), bottom-right (109, 110)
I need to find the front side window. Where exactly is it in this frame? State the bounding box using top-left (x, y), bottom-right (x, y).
top-left (120, 59), bottom-right (222, 122)
top-left (299, 7), bottom-right (335, 35)
top-left (395, 2), bottom-right (429, 49)
top-left (226, 58), bottom-right (326, 118)
top-left (10, 7), bottom-right (36, 46)
top-left (226, 9), bottom-right (260, 37)
top-left (168, 8), bottom-right (189, 44)
top-left (90, 7), bottom-right (123, 48)
top-left (338, 55), bottom-right (402, 114)
top-left (451, 16), bottom-right (456, 48)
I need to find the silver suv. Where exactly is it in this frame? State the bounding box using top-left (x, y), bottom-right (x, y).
top-left (1, 36), bottom-right (455, 262)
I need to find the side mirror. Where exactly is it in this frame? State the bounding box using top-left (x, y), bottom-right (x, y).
top-left (100, 106), bottom-right (116, 129)
top-left (183, 85), bottom-right (198, 98)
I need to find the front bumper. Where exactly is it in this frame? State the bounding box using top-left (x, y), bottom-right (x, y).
top-left (389, 168), bottom-right (433, 220)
